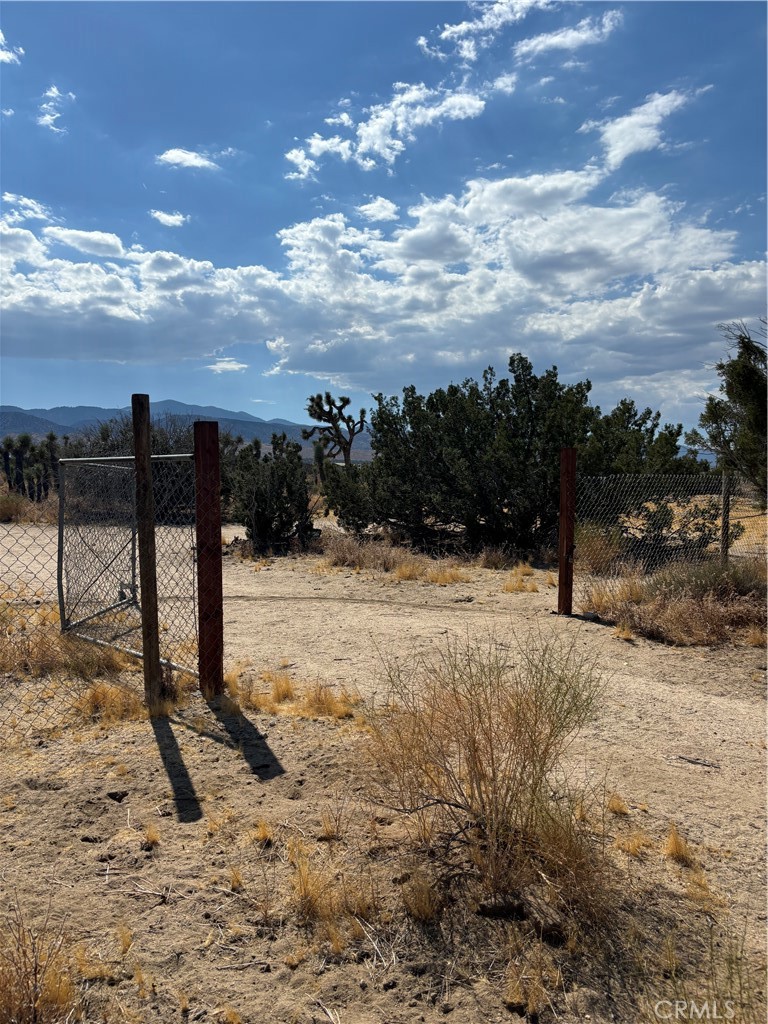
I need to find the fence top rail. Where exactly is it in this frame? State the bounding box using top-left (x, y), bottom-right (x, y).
top-left (60, 453), bottom-right (193, 465)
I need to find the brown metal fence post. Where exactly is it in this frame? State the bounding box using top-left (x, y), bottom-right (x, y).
top-left (557, 447), bottom-right (577, 615)
top-left (132, 394), bottom-right (164, 709)
top-left (194, 421), bottom-right (224, 700)
top-left (720, 472), bottom-right (731, 565)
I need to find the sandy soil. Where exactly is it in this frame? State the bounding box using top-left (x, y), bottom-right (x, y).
top-left (1, 534), bottom-right (765, 1023)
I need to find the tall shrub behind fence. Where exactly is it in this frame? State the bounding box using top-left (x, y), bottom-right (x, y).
top-left (573, 472), bottom-right (766, 637)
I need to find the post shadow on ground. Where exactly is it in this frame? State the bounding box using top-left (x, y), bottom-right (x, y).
top-left (204, 695), bottom-right (285, 781)
top-left (149, 714), bottom-right (203, 823)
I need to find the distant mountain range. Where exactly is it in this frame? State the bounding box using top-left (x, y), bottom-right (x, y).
top-left (0, 400), bottom-right (373, 458)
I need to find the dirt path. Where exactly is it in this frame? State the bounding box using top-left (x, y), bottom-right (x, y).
top-left (1, 541), bottom-right (765, 1023)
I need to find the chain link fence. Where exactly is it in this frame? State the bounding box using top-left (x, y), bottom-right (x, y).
top-left (574, 473), bottom-right (767, 641)
top-left (0, 454), bottom-right (198, 749)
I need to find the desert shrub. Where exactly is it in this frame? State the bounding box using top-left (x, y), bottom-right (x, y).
top-left (365, 631), bottom-right (604, 909)
top-left (231, 434), bottom-right (315, 555)
top-left (644, 557), bottom-right (765, 603)
top-left (321, 462), bottom-right (376, 535)
top-left (580, 557), bottom-right (766, 645)
top-left (0, 492), bottom-right (27, 523)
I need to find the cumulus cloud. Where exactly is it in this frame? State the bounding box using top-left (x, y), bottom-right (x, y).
top-left (284, 147), bottom-right (318, 181)
top-left (2, 193), bottom-right (54, 226)
top-left (2, 108), bottom-right (14, 117)
top-left (514, 10), bottom-right (623, 62)
top-left (581, 89), bottom-right (694, 170)
top-left (42, 226), bottom-right (125, 257)
top-left (3, 79), bottom-right (764, 427)
top-left (156, 148), bottom-right (221, 170)
top-left (0, 29), bottom-right (24, 64)
top-left (205, 357), bottom-right (248, 373)
top-left (286, 79), bottom-right (497, 177)
top-left (356, 197), bottom-right (400, 222)
top-left (37, 85), bottom-right (76, 133)
top-left (149, 209), bottom-right (190, 227)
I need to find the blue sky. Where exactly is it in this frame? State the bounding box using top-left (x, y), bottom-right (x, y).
top-left (1, 1), bottom-right (765, 428)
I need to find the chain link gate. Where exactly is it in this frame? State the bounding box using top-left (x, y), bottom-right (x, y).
top-left (58, 454), bottom-right (198, 675)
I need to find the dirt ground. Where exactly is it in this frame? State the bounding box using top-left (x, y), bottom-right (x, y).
top-left (1, 532), bottom-right (765, 1023)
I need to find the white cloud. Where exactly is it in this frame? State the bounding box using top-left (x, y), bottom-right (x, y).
top-left (205, 357), bottom-right (248, 373)
top-left (324, 111), bottom-right (354, 128)
top-left (2, 193), bottom-right (54, 226)
top-left (2, 108), bottom-right (14, 117)
top-left (42, 226), bottom-right (125, 257)
top-left (0, 29), bottom-right (24, 64)
top-left (149, 209), bottom-right (190, 228)
top-left (356, 197), bottom-right (399, 222)
top-left (306, 133), bottom-right (353, 161)
top-left (288, 80), bottom-right (493, 176)
top-left (284, 147), bottom-right (318, 181)
top-left (156, 148), bottom-right (220, 170)
top-left (514, 10), bottom-right (623, 62)
top-left (3, 132), bottom-right (764, 427)
top-left (37, 85), bottom-right (76, 134)
top-left (581, 90), bottom-right (693, 171)
top-left (437, 0), bottom-right (553, 61)
top-left (492, 72), bottom-right (517, 95)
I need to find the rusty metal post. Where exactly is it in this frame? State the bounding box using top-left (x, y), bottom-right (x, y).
top-left (131, 394), bottom-right (163, 709)
top-left (194, 421), bottom-right (224, 699)
top-left (557, 447), bottom-right (577, 615)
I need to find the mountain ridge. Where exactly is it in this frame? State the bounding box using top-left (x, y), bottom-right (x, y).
top-left (0, 401), bottom-right (373, 456)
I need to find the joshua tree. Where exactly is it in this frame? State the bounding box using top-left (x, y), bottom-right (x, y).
top-left (302, 392), bottom-right (366, 469)
top-left (13, 434), bottom-right (32, 496)
top-left (1, 436), bottom-right (14, 491)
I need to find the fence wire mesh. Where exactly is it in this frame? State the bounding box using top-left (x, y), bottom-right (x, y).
top-left (574, 473), bottom-right (767, 638)
top-left (0, 454), bottom-right (198, 750)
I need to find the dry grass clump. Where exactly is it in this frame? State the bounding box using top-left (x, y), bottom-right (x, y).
top-left (74, 680), bottom-right (146, 724)
top-left (613, 830), bottom-right (653, 859)
top-left (0, 601), bottom-right (130, 678)
top-left (644, 926), bottom-right (764, 1024)
top-left (0, 900), bottom-right (81, 1024)
top-left (663, 824), bottom-right (695, 867)
top-left (581, 558), bottom-right (766, 646)
top-left (401, 872), bottom-right (442, 922)
top-left (426, 565), bottom-right (470, 585)
top-left (365, 630), bottom-right (605, 913)
top-left (607, 793), bottom-right (630, 816)
top-left (393, 557), bottom-right (427, 581)
top-left (503, 563), bottom-right (539, 593)
top-left (226, 663), bottom-right (360, 721)
top-left (321, 532), bottom-right (415, 573)
top-left (321, 530), bottom-right (470, 585)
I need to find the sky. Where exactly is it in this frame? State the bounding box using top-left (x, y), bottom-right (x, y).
top-left (0, 1), bottom-right (765, 429)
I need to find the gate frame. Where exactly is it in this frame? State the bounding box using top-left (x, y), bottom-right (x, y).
top-left (56, 394), bottom-right (225, 707)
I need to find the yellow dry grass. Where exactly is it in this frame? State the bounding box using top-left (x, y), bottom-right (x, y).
top-left (663, 824), bottom-right (695, 867)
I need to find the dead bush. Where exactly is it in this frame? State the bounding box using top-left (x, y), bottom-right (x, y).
top-left (0, 899), bottom-right (81, 1024)
top-left (364, 630), bottom-right (605, 911)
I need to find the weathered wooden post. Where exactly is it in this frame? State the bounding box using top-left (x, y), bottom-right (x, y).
top-left (720, 472), bottom-right (731, 565)
top-left (557, 447), bottom-right (577, 616)
top-left (194, 421), bottom-right (224, 699)
top-left (131, 394), bottom-right (163, 709)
